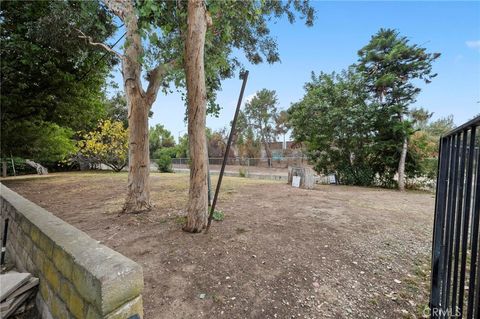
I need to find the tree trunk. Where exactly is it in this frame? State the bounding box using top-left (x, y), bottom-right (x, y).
top-left (121, 3), bottom-right (152, 213)
top-left (397, 134), bottom-right (408, 192)
top-left (123, 95), bottom-right (152, 212)
top-left (183, 0), bottom-right (209, 232)
top-left (263, 135), bottom-right (272, 167)
top-left (102, 0), bottom-right (172, 213)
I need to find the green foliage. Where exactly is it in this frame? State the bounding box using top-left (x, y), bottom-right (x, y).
top-left (425, 115), bottom-right (455, 138)
top-left (212, 210), bottom-right (225, 221)
top-left (289, 28), bottom-right (440, 187)
top-left (0, 0), bottom-right (116, 159)
top-left (154, 148), bottom-right (176, 173)
top-left (175, 134), bottom-right (189, 158)
top-left (357, 28), bottom-right (440, 105)
top-left (289, 69), bottom-right (377, 186)
top-left (237, 127), bottom-right (261, 158)
top-left (138, 0), bottom-right (315, 115)
top-left (77, 120), bottom-right (128, 172)
top-left (4, 121), bottom-right (76, 162)
top-left (243, 89), bottom-right (279, 159)
top-left (408, 115), bottom-right (455, 180)
top-left (149, 124), bottom-right (176, 158)
top-left (104, 93), bottom-right (128, 128)
top-left (0, 157), bottom-right (37, 176)
top-left (356, 28), bottom-right (440, 186)
top-left (275, 110), bottom-right (290, 137)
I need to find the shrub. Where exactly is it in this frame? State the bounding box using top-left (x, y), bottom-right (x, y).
top-left (154, 148), bottom-right (174, 173)
top-left (212, 210), bottom-right (225, 221)
top-left (76, 120), bottom-right (128, 172)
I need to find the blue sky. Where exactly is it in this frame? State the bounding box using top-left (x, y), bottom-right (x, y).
top-left (109, 1), bottom-right (480, 141)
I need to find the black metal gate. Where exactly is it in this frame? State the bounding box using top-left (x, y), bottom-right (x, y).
top-left (430, 116), bottom-right (480, 318)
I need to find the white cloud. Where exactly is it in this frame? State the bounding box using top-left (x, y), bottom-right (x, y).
top-left (466, 40), bottom-right (480, 52)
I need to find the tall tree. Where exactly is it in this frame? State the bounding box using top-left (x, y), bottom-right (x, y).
top-left (275, 110), bottom-right (290, 149)
top-left (149, 124), bottom-right (175, 157)
top-left (289, 69), bottom-right (377, 185)
top-left (0, 0), bottom-right (116, 161)
top-left (243, 89), bottom-right (279, 167)
top-left (182, 0), bottom-right (210, 232)
top-left (80, 0), bottom-right (176, 213)
top-left (178, 0), bottom-right (314, 232)
top-left (81, 0), bottom-right (313, 220)
top-left (357, 28), bottom-right (440, 191)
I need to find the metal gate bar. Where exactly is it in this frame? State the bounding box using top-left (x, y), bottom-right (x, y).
top-left (430, 116), bottom-right (480, 318)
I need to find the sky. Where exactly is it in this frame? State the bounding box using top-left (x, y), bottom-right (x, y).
top-left (108, 1), bottom-right (480, 141)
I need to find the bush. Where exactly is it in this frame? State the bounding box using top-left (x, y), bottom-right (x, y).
top-left (420, 157), bottom-right (438, 180)
top-left (334, 166), bottom-right (376, 187)
top-left (154, 148), bottom-right (174, 173)
top-left (76, 120), bottom-right (128, 172)
top-left (212, 210), bottom-right (225, 221)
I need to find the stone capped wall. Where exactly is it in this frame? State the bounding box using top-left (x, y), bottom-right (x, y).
top-left (0, 184), bottom-right (144, 319)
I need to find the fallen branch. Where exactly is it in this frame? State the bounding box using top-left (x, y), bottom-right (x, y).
top-left (25, 160), bottom-right (48, 175)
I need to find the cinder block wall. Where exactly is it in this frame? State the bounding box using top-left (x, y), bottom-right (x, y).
top-left (0, 184), bottom-right (144, 319)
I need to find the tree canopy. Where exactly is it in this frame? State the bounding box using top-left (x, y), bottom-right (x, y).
top-left (289, 29), bottom-right (441, 188)
top-left (356, 28), bottom-right (440, 189)
top-left (289, 70), bottom-right (378, 185)
top-left (0, 0), bottom-right (117, 161)
top-left (243, 89), bottom-right (279, 161)
top-left (135, 0), bottom-right (314, 114)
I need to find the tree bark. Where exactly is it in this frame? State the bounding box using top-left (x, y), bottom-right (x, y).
top-left (262, 134), bottom-right (272, 167)
top-left (183, 0), bottom-right (209, 232)
top-left (123, 95), bottom-right (152, 212)
top-left (101, 0), bottom-right (173, 213)
top-left (397, 134), bottom-right (408, 192)
top-left (119, 1), bottom-right (153, 212)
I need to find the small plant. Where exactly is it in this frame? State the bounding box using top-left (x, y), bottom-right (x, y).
top-left (154, 148), bottom-right (174, 173)
top-left (212, 210), bottom-right (225, 221)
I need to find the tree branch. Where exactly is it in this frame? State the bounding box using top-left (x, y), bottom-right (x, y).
top-left (76, 28), bottom-right (124, 59)
top-left (145, 60), bottom-right (177, 107)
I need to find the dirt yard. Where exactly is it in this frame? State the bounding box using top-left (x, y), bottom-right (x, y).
top-left (1, 172), bottom-right (435, 319)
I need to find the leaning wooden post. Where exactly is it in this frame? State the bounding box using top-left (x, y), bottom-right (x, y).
top-left (205, 70), bottom-right (249, 232)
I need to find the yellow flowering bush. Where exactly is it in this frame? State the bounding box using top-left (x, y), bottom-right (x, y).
top-left (77, 120), bottom-right (128, 172)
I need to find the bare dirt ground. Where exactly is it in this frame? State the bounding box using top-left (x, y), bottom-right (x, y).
top-left (1, 172), bottom-right (435, 319)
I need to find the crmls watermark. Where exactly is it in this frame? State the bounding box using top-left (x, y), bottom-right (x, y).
top-left (423, 306), bottom-right (461, 318)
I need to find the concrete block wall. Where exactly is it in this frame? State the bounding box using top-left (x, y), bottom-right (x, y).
top-left (0, 184), bottom-right (144, 319)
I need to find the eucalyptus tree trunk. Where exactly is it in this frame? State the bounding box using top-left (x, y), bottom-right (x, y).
top-left (262, 134), bottom-right (272, 167)
top-left (120, 2), bottom-right (152, 212)
top-left (183, 0), bottom-right (209, 232)
top-left (397, 134), bottom-right (408, 192)
top-left (396, 111), bottom-right (408, 192)
top-left (102, 0), bottom-right (173, 213)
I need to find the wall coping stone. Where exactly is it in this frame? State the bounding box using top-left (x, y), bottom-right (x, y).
top-left (0, 183), bottom-right (144, 317)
